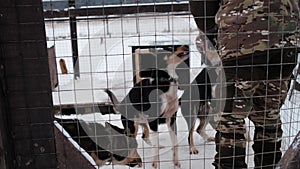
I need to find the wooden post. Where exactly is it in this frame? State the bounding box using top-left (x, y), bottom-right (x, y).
top-left (0, 0), bottom-right (57, 168)
top-left (48, 46), bottom-right (59, 89)
top-left (289, 62), bottom-right (300, 100)
top-left (0, 56), bottom-right (11, 169)
top-left (69, 0), bottom-right (80, 79)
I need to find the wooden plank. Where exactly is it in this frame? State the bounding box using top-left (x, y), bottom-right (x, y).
top-left (48, 46), bottom-right (58, 89)
top-left (54, 125), bottom-right (95, 169)
top-left (278, 131), bottom-right (300, 169)
top-left (53, 102), bottom-right (115, 115)
top-left (44, 3), bottom-right (189, 18)
top-left (0, 1), bottom-right (20, 168)
top-left (289, 62), bottom-right (300, 100)
top-left (0, 61), bottom-right (11, 169)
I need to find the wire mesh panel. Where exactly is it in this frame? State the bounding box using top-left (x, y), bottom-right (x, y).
top-left (42, 0), bottom-right (300, 169)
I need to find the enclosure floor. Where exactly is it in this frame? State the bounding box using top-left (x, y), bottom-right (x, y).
top-left (87, 109), bottom-right (256, 169)
top-left (53, 77), bottom-right (300, 169)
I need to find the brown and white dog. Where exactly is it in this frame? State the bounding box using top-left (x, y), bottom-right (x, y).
top-left (105, 68), bottom-right (180, 168)
top-left (180, 68), bottom-right (215, 154)
top-left (163, 45), bottom-right (215, 154)
top-left (55, 111), bottom-right (142, 167)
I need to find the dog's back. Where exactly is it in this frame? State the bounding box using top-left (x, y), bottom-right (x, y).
top-left (106, 68), bottom-right (176, 120)
top-left (193, 68), bottom-right (212, 102)
top-left (180, 68), bottom-right (212, 104)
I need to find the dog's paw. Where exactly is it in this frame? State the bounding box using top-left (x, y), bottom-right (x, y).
top-left (152, 161), bottom-right (158, 168)
top-left (189, 147), bottom-right (199, 154)
top-left (174, 161), bottom-right (181, 168)
top-left (134, 161), bottom-right (142, 168)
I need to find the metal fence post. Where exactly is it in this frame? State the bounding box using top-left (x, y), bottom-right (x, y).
top-left (69, 0), bottom-right (80, 79)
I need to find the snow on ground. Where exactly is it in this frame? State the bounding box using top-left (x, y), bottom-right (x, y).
top-left (46, 14), bottom-right (300, 169)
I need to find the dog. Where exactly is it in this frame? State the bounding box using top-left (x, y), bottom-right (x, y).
top-left (55, 109), bottom-right (142, 167)
top-left (163, 45), bottom-right (216, 154)
top-left (105, 68), bottom-right (180, 168)
top-left (180, 68), bottom-right (216, 154)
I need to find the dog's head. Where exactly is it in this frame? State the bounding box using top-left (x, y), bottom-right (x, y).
top-left (129, 68), bottom-right (176, 112)
top-left (56, 118), bottom-right (142, 167)
top-left (137, 68), bottom-right (174, 92)
top-left (163, 45), bottom-right (189, 65)
top-left (162, 45), bottom-right (190, 81)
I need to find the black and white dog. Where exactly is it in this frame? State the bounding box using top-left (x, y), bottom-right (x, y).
top-left (105, 68), bottom-right (180, 168)
top-left (55, 109), bottom-right (142, 167)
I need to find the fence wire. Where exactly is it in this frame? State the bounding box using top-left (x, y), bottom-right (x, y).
top-left (44, 1), bottom-right (300, 169)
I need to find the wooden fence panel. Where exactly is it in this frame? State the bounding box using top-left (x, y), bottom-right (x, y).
top-left (0, 0), bottom-right (57, 168)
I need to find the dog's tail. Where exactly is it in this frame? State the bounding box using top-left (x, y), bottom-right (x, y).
top-left (104, 89), bottom-right (120, 105)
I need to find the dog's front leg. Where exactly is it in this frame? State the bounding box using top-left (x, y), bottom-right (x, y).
top-left (197, 102), bottom-right (215, 142)
top-left (189, 121), bottom-right (199, 154)
top-left (189, 104), bottom-right (199, 154)
top-left (149, 131), bottom-right (159, 168)
top-left (196, 117), bottom-right (215, 142)
top-left (141, 123), bottom-right (152, 145)
top-left (166, 118), bottom-right (180, 167)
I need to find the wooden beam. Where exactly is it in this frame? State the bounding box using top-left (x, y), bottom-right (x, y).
top-left (54, 125), bottom-right (95, 169)
top-left (44, 3), bottom-right (190, 18)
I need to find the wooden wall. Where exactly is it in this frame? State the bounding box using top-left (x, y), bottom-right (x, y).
top-left (0, 0), bottom-right (57, 168)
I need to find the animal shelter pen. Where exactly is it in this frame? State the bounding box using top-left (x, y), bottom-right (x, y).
top-left (0, 0), bottom-right (300, 168)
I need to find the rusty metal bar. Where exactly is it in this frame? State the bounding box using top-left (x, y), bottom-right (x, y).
top-left (69, 0), bottom-right (80, 79)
